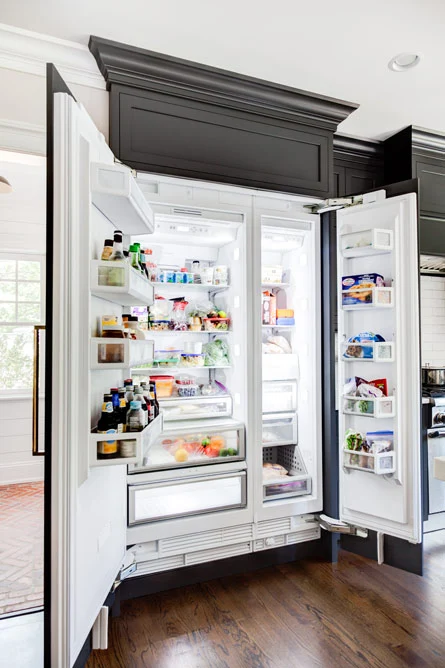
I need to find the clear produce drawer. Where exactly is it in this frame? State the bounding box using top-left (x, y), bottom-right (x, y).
top-left (130, 420), bottom-right (245, 472)
top-left (128, 470), bottom-right (247, 524)
top-left (262, 380), bottom-right (297, 413)
top-left (262, 413), bottom-right (297, 447)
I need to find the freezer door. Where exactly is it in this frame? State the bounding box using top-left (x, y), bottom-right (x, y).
top-left (47, 68), bottom-right (127, 667)
top-left (336, 189), bottom-right (421, 545)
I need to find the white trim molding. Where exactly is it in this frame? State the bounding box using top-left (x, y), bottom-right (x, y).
top-left (0, 23), bottom-right (106, 90)
top-left (0, 119), bottom-right (45, 155)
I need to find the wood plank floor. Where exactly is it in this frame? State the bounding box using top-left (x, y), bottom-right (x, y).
top-left (87, 531), bottom-right (445, 668)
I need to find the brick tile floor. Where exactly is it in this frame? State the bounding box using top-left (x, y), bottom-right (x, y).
top-left (0, 482), bottom-right (44, 616)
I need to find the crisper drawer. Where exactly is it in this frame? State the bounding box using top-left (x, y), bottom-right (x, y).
top-left (130, 420), bottom-right (245, 472)
top-left (128, 470), bottom-right (247, 524)
top-left (262, 380), bottom-right (297, 413)
top-left (160, 395), bottom-right (233, 422)
top-left (262, 413), bottom-right (297, 447)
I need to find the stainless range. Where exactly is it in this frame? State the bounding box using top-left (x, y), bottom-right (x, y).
top-left (424, 392), bottom-right (445, 531)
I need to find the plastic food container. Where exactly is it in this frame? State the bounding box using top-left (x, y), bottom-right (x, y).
top-left (202, 317), bottom-right (230, 331)
top-left (175, 375), bottom-right (194, 386)
top-left (150, 375), bottom-right (174, 398)
top-left (153, 349), bottom-right (182, 367)
top-left (177, 384), bottom-right (199, 397)
top-left (181, 353), bottom-right (205, 367)
top-left (148, 320), bottom-right (170, 331)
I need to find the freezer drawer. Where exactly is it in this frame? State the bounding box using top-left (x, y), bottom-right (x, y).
top-left (160, 395), bottom-right (233, 422)
top-left (262, 380), bottom-right (297, 413)
top-left (128, 470), bottom-right (247, 524)
top-left (262, 413), bottom-right (297, 447)
top-left (129, 421), bottom-right (245, 472)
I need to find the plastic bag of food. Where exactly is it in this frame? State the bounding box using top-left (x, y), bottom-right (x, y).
top-left (262, 341), bottom-right (285, 354)
top-left (262, 462), bottom-right (288, 479)
top-left (343, 377), bottom-right (357, 396)
top-left (344, 428), bottom-right (364, 451)
top-left (203, 338), bottom-right (230, 367)
top-left (357, 383), bottom-right (383, 399)
top-left (267, 335), bottom-right (292, 354)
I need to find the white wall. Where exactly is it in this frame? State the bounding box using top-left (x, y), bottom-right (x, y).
top-left (0, 30), bottom-right (109, 483)
top-left (420, 275), bottom-right (445, 366)
top-left (0, 68), bottom-right (109, 144)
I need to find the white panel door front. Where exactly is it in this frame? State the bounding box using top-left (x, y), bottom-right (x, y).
top-left (337, 192), bottom-right (421, 544)
top-left (51, 91), bottom-right (127, 667)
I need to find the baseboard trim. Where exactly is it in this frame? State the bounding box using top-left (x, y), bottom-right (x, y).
top-left (0, 460), bottom-right (44, 486)
top-left (119, 539), bottom-right (325, 603)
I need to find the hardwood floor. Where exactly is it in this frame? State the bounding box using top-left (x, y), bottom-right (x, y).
top-left (87, 532), bottom-right (445, 668)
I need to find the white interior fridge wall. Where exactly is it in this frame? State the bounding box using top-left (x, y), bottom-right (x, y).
top-left (255, 201), bottom-right (323, 520)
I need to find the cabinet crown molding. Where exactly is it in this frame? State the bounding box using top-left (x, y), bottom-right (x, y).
top-left (0, 23), bottom-right (105, 90)
top-left (89, 35), bottom-right (357, 131)
top-left (333, 135), bottom-right (383, 161)
top-left (412, 126), bottom-right (445, 155)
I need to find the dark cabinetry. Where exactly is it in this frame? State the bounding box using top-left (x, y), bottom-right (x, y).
top-left (333, 136), bottom-right (383, 197)
top-left (384, 126), bottom-right (445, 255)
top-left (89, 36), bottom-right (357, 198)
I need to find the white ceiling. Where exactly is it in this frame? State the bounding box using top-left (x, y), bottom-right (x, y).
top-left (1, 0), bottom-right (445, 140)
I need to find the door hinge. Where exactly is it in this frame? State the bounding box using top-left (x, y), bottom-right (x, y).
top-left (112, 551), bottom-right (137, 592)
top-left (304, 196), bottom-right (362, 214)
top-left (317, 514), bottom-right (368, 538)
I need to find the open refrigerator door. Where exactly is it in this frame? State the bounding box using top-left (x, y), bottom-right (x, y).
top-left (336, 190), bottom-right (422, 544)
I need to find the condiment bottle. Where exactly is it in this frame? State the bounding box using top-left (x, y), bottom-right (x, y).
top-left (109, 230), bottom-right (125, 261)
top-left (126, 400), bottom-right (144, 432)
top-left (101, 239), bottom-right (114, 261)
top-left (97, 394), bottom-right (118, 458)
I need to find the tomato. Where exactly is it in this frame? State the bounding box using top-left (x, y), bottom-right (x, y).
top-left (204, 447), bottom-right (220, 458)
top-left (183, 442), bottom-right (200, 453)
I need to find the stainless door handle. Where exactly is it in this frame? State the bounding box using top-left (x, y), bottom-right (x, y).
top-left (32, 325), bottom-right (45, 456)
top-left (428, 430), bottom-right (445, 439)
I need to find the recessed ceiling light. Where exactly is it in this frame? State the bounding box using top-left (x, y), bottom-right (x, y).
top-left (388, 53), bottom-right (420, 72)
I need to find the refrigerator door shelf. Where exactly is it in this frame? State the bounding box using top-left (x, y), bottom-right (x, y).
top-left (341, 286), bottom-right (394, 310)
top-left (160, 395), bottom-right (233, 422)
top-left (343, 395), bottom-right (395, 418)
top-left (128, 470), bottom-right (247, 524)
top-left (91, 162), bottom-right (155, 235)
top-left (91, 260), bottom-right (154, 306)
top-left (340, 227), bottom-right (394, 258)
top-left (91, 338), bottom-right (154, 370)
top-left (262, 413), bottom-right (297, 447)
top-left (262, 354), bottom-right (299, 381)
top-left (340, 340), bottom-right (395, 363)
top-left (343, 449), bottom-right (396, 475)
top-left (89, 413), bottom-right (163, 467)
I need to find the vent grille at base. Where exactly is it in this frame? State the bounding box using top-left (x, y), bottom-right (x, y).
top-left (256, 517), bottom-right (292, 537)
top-left (185, 542), bottom-right (251, 566)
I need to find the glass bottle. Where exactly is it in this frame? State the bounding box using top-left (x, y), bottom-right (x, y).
top-left (101, 239), bottom-right (114, 261)
top-left (118, 389), bottom-right (127, 433)
top-left (126, 400), bottom-right (144, 432)
top-left (110, 230), bottom-right (125, 261)
top-left (149, 381), bottom-right (160, 419)
top-left (134, 385), bottom-right (148, 427)
top-left (97, 394), bottom-right (118, 458)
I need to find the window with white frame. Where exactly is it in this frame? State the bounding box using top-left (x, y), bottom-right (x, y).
top-left (0, 253), bottom-right (45, 392)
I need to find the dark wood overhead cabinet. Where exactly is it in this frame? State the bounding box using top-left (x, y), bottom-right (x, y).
top-left (385, 126), bottom-right (445, 255)
top-left (89, 36), bottom-right (358, 198)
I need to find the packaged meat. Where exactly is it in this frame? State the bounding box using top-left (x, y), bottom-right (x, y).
top-left (262, 462), bottom-right (288, 480)
top-left (262, 291), bottom-right (277, 325)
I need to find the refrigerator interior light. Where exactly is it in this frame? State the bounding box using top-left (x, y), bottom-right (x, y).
top-left (153, 214), bottom-right (240, 246)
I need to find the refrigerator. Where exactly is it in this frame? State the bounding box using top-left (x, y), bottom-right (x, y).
top-left (45, 70), bottom-right (422, 666)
